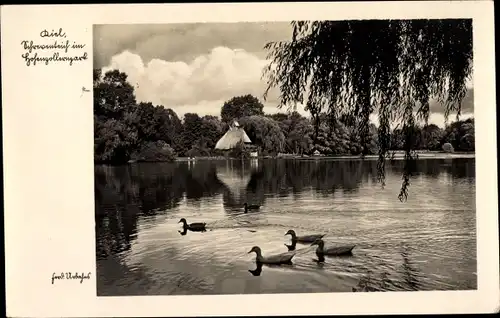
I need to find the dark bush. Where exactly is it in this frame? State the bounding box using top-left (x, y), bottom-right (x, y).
top-left (131, 141), bottom-right (176, 162)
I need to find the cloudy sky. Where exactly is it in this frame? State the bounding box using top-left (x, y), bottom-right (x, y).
top-left (94, 23), bottom-right (474, 127)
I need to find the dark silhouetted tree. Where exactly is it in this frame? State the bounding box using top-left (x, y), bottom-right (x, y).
top-left (220, 94), bottom-right (265, 123)
top-left (93, 69), bottom-right (179, 163)
top-left (179, 113), bottom-right (203, 156)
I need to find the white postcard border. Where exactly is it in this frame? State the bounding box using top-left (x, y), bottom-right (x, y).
top-left (2, 1), bottom-right (498, 317)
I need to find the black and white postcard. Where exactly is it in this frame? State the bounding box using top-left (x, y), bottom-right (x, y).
top-left (2, 1), bottom-right (499, 317)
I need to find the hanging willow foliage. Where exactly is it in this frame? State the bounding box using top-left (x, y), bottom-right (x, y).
top-left (263, 19), bottom-right (473, 201)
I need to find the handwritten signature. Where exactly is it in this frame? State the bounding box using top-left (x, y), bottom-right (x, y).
top-left (51, 272), bottom-right (91, 284)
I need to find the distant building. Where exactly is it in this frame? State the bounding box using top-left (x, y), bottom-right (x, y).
top-left (215, 121), bottom-right (252, 150)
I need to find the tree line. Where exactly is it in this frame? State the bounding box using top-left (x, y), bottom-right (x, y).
top-left (94, 69), bottom-right (474, 165)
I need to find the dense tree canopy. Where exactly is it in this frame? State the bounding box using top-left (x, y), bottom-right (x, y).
top-left (263, 19), bottom-right (473, 200)
top-left (184, 115), bottom-right (225, 157)
top-left (94, 70), bottom-right (138, 163)
top-left (220, 94), bottom-right (265, 123)
top-left (268, 112), bottom-right (315, 155)
top-left (94, 69), bottom-right (177, 163)
top-left (239, 115), bottom-right (286, 156)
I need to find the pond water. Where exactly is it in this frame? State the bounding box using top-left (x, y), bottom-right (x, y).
top-left (95, 157), bottom-right (476, 296)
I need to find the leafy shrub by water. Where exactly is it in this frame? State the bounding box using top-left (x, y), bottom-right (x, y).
top-left (131, 141), bottom-right (176, 162)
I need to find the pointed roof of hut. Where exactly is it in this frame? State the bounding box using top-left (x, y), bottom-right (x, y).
top-left (215, 121), bottom-right (252, 150)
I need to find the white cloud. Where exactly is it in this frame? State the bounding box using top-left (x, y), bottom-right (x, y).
top-left (102, 47), bottom-right (274, 117)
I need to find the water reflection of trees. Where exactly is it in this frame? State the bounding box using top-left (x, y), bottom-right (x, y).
top-left (246, 159), bottom-right (371, 196)
top-left (220, 159), bottom-right (373, 210)
top-left (388, 158), bottom-right (475, 180)
top-left (95, 162), bottom-right (228, 259)
top-left (95, 158), bottom-right (475, 260)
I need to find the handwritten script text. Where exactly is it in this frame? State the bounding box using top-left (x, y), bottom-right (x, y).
top-left (51, 272), bottom-right (91, 284)
top-left (21, 28), bottom-right (88, 67)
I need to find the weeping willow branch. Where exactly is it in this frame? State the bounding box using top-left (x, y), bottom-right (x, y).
top-left (263, 19), bottom-right (473, 200)
top-left (398, 97), bottom-right (419, 202)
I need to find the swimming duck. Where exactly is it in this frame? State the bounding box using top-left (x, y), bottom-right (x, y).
top-left (178, 218), bottom-right (207, 232)
top-left (244, 203), bottom-right (260, 213)
top-left (311, 238), bottom-right (355, 260)
top-left (248, 246), bottom-right (295, 265)
top-left (285, 229), bottom-right (325, 244)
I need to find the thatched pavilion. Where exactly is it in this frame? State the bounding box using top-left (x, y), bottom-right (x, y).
top-left (215, 121), bottom-right (252, 150)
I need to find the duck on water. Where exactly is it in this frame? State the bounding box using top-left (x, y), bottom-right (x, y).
top-left (248, 246), bottom-right (296, 265)
top-left (178, 218), bottom-right (207, 232)
top-left (285, 229), bottom-right (325, 244)
top-left (311, 238), bottom-right (356, 262)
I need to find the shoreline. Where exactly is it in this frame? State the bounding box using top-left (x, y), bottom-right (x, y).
top-left (96, 151), bottom-right (475, 165)
top-left (175, 151), bottom-right (475, 162)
